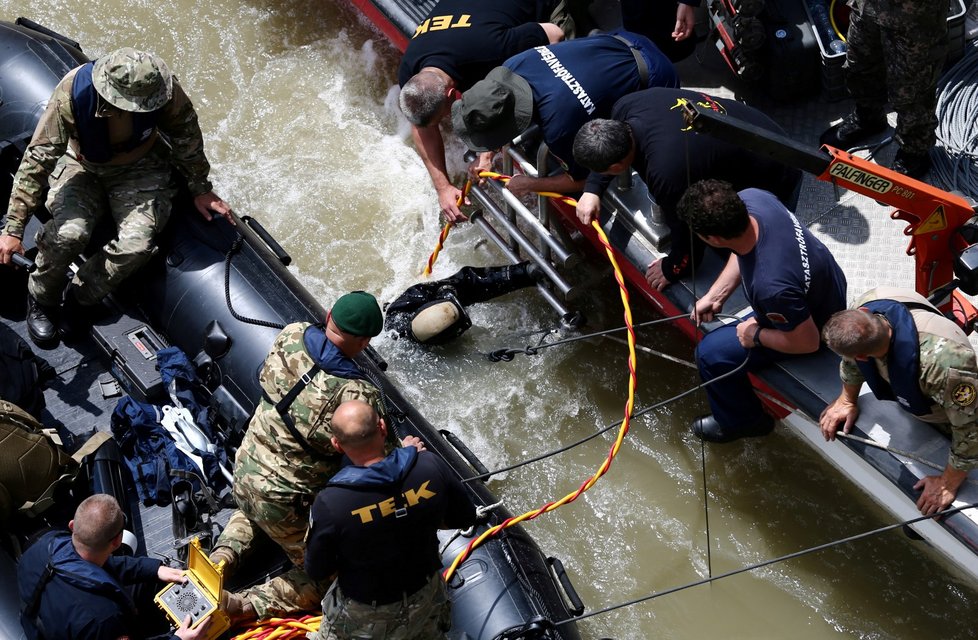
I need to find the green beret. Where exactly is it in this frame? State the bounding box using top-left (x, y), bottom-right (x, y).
top-left (331, 291), bottom-right (383, 337)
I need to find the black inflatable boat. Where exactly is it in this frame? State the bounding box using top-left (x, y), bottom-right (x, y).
top-left (0, 18), bottom-right (582, 640)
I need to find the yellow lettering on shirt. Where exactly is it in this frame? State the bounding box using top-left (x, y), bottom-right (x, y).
top-left (352, 481), bottom-right (439, 524)
top-left (414, 14), bottom-right (472, 36)
top-left (351, 504), bottom-right (378, 524)
top-left (413, 19), bottom-right (431, 37)
top-left (430, 15), bottom-right (452, 30)
top-left (404, 481), bottom-right (435, 506)
top-left (377, 497), bottom-right (397, 517)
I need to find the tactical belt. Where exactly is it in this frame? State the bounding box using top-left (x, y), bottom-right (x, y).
top-left (263, 365), bottom-right (322, 458)
top-left (612, 34), bottom-right (650, 87)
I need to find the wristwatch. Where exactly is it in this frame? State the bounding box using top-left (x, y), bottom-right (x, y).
top-left (752, 325), bottom-right (763, 347)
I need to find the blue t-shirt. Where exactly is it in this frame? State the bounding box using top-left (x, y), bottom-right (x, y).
top-left (504, 30), bottom-right (678, 179)
top-left (738, 189), bottom-right (847, 331)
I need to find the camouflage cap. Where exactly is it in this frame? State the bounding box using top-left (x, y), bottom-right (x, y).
top-left (93, 48), bottom-right (173, 113)
top-left (331, 291), bottom-right (383, 337)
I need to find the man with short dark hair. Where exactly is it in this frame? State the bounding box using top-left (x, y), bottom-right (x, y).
top-left (18, 494), bottom-right (210, 639)
top-left (398, 0), bottom-right (570, 223)
top-left (572, 88), bottom-right (801, 289)
top-left (820, 286), bottom-right (978, 515)
top-left (452, 31), bottom-right (679, 197)
top-left (682, 179), bottom-right (847, 443)
top-left (211, 291), bottom-right (414, 622)
top-left (0, 48), bottom-right (233, 345)
top-left (305, 400), bottom-right (476, 639)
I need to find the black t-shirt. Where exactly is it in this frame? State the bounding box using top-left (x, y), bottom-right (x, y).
top-left (398, 0), bottom-right (550, 90)
top-left (305, 450), bottom-right (476, 604)
top-left (583, 88), bottom-right (802, 281)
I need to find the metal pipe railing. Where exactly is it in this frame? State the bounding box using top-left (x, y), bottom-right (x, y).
top-left (468, 186), bottom-right (578, 300)
top-left (482, 179), bottom-right (577, 268)
top-left (468, 211), bottom-right (576, 317)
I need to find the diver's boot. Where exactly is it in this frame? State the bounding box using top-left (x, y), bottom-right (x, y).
top-left (26, 295), bottom-right (59, 345)
top-left (221, 591), bottom-right (257, 627)
top-left (466, 262), bottom-right (538, 300)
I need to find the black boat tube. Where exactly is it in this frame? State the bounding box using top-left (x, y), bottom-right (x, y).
top-left (0, 18), bottom-right (582, 639)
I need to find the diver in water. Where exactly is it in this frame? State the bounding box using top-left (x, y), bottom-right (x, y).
top-left (385, 262), bottom-right (540, 345)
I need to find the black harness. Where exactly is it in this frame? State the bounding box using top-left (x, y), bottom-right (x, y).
top-left (262, 364), bottom-right (323, 458)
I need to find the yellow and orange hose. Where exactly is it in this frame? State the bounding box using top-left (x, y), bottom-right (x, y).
top-left (443, 172), bottom-right (638, 581)
top-left (422, 180), bottom-right (472, 277)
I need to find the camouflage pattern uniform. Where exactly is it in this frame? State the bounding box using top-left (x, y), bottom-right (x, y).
top-left (844, 0), bottom-right (948, 155)
top-left (839, 288), bottom-right (978, 472)
top-left (216, 322), bottom-right (384, 619)
top-left (1, 60), bottom-right (213, 306)
top-left (310, 574), bottom-right (449, 640)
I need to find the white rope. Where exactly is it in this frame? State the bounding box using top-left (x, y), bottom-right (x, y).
top-left (933, 39), bottom-right (978, 199)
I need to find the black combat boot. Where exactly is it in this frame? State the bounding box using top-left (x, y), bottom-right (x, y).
top-left (890, 149), bottom-right (932, 180)
top-left (819, 109), bottom-right (888, 149)
top-left (691, 413), bottom-right (774, 443)
top-left (58, 287), bottom-right (93, 341)
top-left (26, 295), bottom-right (59, 345)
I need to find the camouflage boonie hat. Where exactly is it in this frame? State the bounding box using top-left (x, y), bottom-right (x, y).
top-left (93, 48), bottom-right (173, 113)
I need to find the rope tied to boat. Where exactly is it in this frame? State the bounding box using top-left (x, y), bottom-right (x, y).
top-left (421, 179), bottom-right (472, 277)
top-left (483, 313), bottom-right (693, 363)
top-left (443, 213), bottom-right (639, 582)
top-left (224, 235), bottom-right (287, 330)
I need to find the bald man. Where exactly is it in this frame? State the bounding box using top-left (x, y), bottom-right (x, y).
top-left (305, 401), bottom-right (476, 639)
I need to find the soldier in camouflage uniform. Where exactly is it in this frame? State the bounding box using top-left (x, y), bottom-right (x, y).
top-left (820, 286), bottom-right (978, 515)
top-left (0, 48), bottom-right (233, 344)
top-left (819, 0), bottom-right (948, 179)
top-left (211, 292), bottom-right (394, 623)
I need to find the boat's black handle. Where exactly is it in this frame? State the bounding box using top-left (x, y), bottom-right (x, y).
top-left (242, 216), bottom-right (292, 266)
top-left (547, 556), bottom-right (585, 616)
top-left (10, 253), bottom-right (36, 272)
top-left (439, 429), bottom-right (491, 478)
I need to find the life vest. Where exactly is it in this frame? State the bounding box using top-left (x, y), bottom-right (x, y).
top-left (857, 299), bottom-right (936, 416)
top-left (21, 532), bottom-right (136, 640)
top-left (0, 401), bottom-right (75, 525)
top-left (259, 324), bottom-right (370, 458)
top-left (70, 61), bottom-right (161, 163)
top-left (855, 287), bottom-right (973, 417)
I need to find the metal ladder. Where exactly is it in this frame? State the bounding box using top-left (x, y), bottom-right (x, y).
top-left (462, 127), bottom-right (673, 328)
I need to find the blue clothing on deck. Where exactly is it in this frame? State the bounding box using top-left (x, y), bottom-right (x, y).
top-left (503, 29), bottom-right (678, 179)
top-left (696, 189), bottom-right (847, 430)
